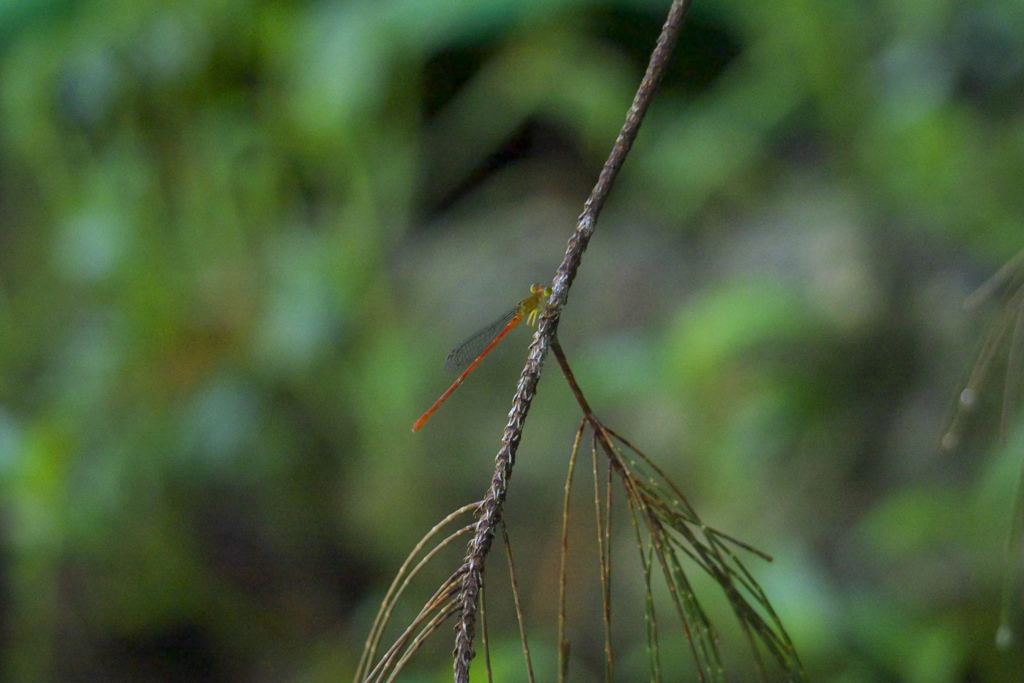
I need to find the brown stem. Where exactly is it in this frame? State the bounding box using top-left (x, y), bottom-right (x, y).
top-left (551, 337), bottom-right (598, 428)
top-left (452, 2), bottom-right (693, 680)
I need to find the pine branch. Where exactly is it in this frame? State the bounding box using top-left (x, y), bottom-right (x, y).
top-left (452, 1), bottom-right (694, 680)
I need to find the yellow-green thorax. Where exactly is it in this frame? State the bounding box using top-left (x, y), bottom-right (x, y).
top-left (521, 283), bottom-right (552, 327)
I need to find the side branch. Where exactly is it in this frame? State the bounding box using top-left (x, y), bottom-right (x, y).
top-left (452, 1), bottom-right (694, 680)
top-left (551, 337), bottom-right (597, 427)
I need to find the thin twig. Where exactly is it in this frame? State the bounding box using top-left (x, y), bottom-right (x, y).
top-left (501, 523), bottom-right (537, 683)
top-left (366, 573), bottom-right (464, 683)
top-left (558, 421), bottom-right (586, 683)
top-left (479, 580), bottom-right (493, 683)
top-left (384, 600), bottom-right (462, 683)
top-left (452, 2), bottom-right (694, 680)
top-left (357, 504), bottom-right (479, 682)
top-left (964, 247), bottom-right (1024, 311)
top-left (553, 339), bottom-right (805, 680)
top-left (552, 338), bottom-right (598, 427)
top-left (592, 432), bottom-right (614, 681)
top-left (638, 529), bottom-right (662, 679)
top-left (1002, 293), bottom-right (1024, 443)
top-left (605, 447), bottom-right (616, 678)
top-left (997, 451), bottom-right (1024, 649)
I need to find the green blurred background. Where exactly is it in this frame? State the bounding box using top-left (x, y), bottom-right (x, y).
top-left (2, 0), bottom-right (1024, 680)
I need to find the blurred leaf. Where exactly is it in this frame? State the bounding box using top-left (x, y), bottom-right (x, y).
top-left (665, 281), bottom-right (817, 388)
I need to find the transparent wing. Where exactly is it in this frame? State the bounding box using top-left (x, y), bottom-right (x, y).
top-left (443, 306), bottom-right (521, 374)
